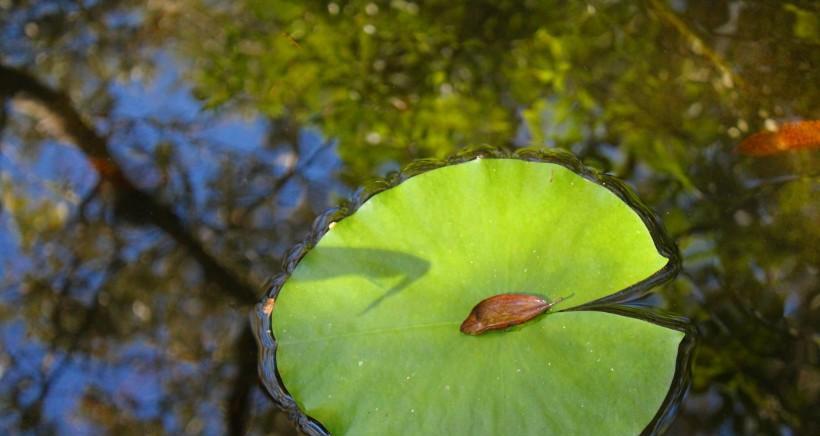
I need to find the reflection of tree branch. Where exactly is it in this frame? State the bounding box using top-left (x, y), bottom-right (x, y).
top-left (647, 0), bottom-right (743, 89)
top-left (0, 64), bottom-right (258, 304)
top-left (23, 255), bottom-right (118, 426)
top-left (229, 136), bottom-right (334, 227)
top-left (227, 324), bottom-right (257, 436)
top-left (0, 99), bottom-right (8, 144)
top-left (0, 64), bottom-right (109, 158)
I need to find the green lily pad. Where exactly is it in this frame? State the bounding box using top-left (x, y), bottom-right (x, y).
top-left (260, 150), bottom-right (688, 435)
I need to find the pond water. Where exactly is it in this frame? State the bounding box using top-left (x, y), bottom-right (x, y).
top-left (0, 1), bottom-right (817, 435)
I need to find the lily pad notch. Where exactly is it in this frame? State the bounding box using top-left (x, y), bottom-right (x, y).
top-left (252, 147), bottom-right (694, 436)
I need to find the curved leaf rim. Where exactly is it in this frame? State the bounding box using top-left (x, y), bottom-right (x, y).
top-left (251, 146), bottom-right (693, 435)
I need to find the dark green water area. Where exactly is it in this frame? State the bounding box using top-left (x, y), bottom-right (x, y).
top-left (0, 1), bottom-right (817, 434)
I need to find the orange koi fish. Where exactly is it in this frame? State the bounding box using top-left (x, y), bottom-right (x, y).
top-left (735, 120), bottom-right (820, 156)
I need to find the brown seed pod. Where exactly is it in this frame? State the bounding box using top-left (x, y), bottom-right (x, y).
top-left (460, 293), bottom-right (573, 335)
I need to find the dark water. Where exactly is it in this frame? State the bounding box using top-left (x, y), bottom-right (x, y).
top-left (1, 1), bottom-right (818, 434)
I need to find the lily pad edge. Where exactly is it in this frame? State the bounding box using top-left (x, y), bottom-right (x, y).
top-left (251, 145), bottom-right (694, 436)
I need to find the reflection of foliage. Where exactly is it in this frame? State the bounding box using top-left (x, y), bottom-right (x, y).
top-left (0, 0), bottom-right (818, 435)
top-left (186, 1), bottom-right (819, 185)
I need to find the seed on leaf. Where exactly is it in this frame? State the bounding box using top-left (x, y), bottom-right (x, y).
top-left (460, 293), bottom-right (573, 335)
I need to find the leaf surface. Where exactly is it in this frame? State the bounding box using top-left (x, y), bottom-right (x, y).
top-left (272, 158), bottom-right (684, 435)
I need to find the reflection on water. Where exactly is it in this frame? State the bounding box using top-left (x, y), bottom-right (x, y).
top-left (0, 1), bottom-right (817, 434)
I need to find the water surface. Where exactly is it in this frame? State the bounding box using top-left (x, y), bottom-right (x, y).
top-left (0, 1), bottom-right (817, 434)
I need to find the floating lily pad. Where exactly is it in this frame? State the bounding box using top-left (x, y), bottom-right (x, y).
top-left (255, 149), bottom-right (689, 435)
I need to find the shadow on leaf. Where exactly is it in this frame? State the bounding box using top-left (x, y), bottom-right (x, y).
top-left (297, 247), bottom-right (430, 314)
